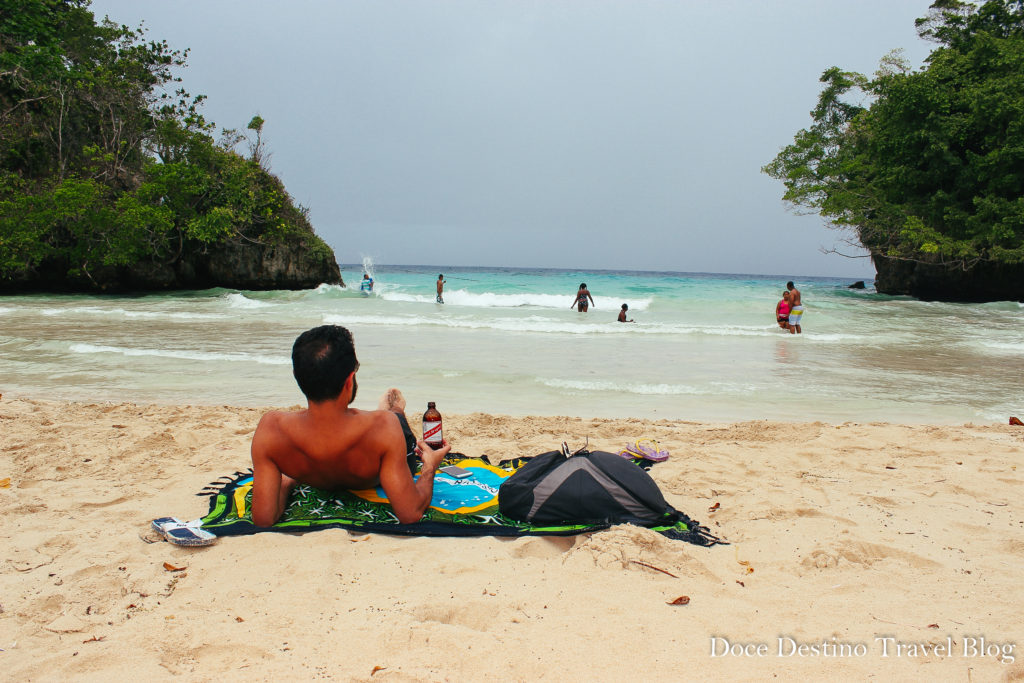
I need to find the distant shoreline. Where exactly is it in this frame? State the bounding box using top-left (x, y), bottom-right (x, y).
top-left (337, 262), bottom-right (877, 283)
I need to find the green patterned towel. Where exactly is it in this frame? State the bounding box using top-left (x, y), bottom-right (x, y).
top-left (196, 455), bottom-right (717, 545)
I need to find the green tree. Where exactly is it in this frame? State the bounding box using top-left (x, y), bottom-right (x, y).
top-left (764, 0), bottom-right (1024, 283)
top-left (0, 0), bottom-right (337, 290)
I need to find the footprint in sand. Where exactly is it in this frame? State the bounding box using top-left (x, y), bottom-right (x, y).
top-left (413, 600), bottom-right (502, 631)
top-left (802, 549), bottom-right (839, 569)
top-left (504, 536), bottom-right (575, 559)
top-left (804, 541), bottom-right (939, 569)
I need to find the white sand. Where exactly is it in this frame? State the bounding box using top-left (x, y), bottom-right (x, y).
top-left (2, 397), bottom-right (1023, 681)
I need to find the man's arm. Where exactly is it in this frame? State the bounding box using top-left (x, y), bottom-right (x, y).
top-left (250, 413), bottom-right (295, 527)
top-left (378, 423), bottom-right (450, 524)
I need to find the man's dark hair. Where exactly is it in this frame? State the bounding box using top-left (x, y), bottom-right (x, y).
top-left (786, 281), bottom-right (795, 289)
top-left (291, 325), bottom-right (359, 402)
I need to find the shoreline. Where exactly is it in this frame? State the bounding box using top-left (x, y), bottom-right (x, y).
top-left (3, 271), bottom-right (1022, 427)
top-left (0, 388), bottom-right (1011, 427)
top-left (2, 397), bottom-right (1022, 680)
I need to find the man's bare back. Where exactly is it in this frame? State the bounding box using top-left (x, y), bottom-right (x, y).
top-left (250, 385), bottom-right (449, 527)
top-left (253, 406), bottom-right (399, 490)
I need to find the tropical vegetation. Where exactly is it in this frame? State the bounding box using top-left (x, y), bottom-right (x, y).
top-left (763, 0), bottom-right (1024, 299)
top-left (0, 0), bottom-right (335, 290)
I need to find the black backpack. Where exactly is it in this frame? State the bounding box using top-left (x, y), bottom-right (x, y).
top-left (498, 448), bottom-right (720, 545)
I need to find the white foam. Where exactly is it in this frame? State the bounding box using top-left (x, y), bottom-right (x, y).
top-left (223, 292), bottom-right (272, 309)
top-left (377, 292), bottom-right (434, 304)
top-left (538, 377), bottom-right (706, 396)
top-left (37, 306), bottom-right (223, 321)
top-left (41, 306), bottom-right (103, 316)
top-left (361, 256), bottom-right (377, 282)
top-left (123, 310), bottom-right (224, 320)
top-left (975, 340), bottom-right (1024, 353)
top-left (322, 311), bottom-right (856, 338)
top-left (314, 283), bottom-right (347, 294)
top-left (68, 342), bottom-right (288, 365)
top-left (378, 288), bottom-right (652, 311)
top-left (324, 313), bottom-right (652, 335)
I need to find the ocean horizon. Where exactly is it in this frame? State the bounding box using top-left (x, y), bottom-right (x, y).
top-left (2, 264), bottom-right (1021, 424)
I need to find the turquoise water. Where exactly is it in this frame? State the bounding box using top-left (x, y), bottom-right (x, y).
top-left (1, 265), bottom-right (1022, 423)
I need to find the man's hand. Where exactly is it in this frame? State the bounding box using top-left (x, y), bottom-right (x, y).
top-left (380, 434), bottom-right (452, 525)
top-left (416, 438), bottom-right (451, 473)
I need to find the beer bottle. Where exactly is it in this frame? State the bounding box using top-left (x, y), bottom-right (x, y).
top-left (422, 402), bottom-right (443, 449)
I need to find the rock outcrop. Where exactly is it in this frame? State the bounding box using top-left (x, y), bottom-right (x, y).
top-left (0, 235), bottom-right (343, 293)
top-left (128, 237), bottom-right (343, 291)
top-left (871, 254), bottom-right (1024, 302)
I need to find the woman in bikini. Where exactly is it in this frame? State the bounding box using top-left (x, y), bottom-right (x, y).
top-left (571, 283), bottom-right (595, 312)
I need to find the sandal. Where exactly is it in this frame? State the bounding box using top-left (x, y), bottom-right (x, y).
top-left (625, 438), bottom-right (670, 462)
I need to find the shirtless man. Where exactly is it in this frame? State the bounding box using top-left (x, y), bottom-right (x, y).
top-left (436, 274), bottom-right (446, 304)
top-left (786, 281), bottom-right (803, 334)
top-left (249, 325), bottom-right (450, 526)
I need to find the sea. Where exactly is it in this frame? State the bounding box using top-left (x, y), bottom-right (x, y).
top-left (1, 263), bottom-right (1022, 424)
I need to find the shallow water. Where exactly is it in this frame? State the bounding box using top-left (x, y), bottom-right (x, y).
top-left (1, 266), bottom-right (1021, 423)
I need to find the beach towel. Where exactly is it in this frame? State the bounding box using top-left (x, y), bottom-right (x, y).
top-left (194, 454), bottom-right (720, 545)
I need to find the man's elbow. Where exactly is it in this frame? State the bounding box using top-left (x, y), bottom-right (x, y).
top-left (252, 510), bottom-right (278, 528)
top-left (394, 508), bottom-right (424, 525)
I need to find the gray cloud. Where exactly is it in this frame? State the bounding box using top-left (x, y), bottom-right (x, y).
top-left (90, 0), bottom-right (932, 276)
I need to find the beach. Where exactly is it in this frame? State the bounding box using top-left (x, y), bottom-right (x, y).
top-left (2, 396), bottom-right (1022, 681)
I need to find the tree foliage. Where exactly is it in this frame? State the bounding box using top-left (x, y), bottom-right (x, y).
top-left (763, 0), bottom-right (1024, 272)
top-left (0, 0), bottom-right (332, 288)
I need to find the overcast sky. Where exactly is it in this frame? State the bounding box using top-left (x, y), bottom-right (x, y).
top-left (89, 0), bottom-right (935, 278)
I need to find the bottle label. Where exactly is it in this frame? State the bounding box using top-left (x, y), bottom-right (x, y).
top-left (423, 420), bottom-right (443, 443)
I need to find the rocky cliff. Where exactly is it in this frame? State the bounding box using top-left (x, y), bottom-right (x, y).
top-left (0, 235), bottom-right (343, 293)
top-left (872, 254), bottom-right (1024, 302)
top-left (128, 236), bottom-right (343, 291)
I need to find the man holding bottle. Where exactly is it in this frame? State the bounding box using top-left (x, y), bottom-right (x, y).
top-left (249, 325), bottom-right (450, 526)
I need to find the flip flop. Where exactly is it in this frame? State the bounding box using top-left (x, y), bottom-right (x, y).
top-left (151, 517), bottom-right (217, 547)
top-left (151, 516), bottom-right (181, 534)
top-left (625, 438), bottom-right (670, 462)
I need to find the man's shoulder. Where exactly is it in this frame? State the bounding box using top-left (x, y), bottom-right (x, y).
top-left (324, 408), bottom-right (400, 436)
top-left (253, 409), bottom-right (295, 447)
top-left (256, 408), bottom-right (299, 430)
top-left (362, 409), bottom-right (401, 431)
top-left (362, 410), bottom-right (405, 449)
top-left (254, 408), bottom-right (317, 448)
